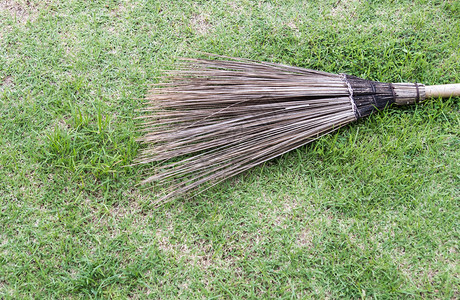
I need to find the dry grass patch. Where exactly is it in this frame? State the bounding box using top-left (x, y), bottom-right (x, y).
top-left (191, 13), bottom-right (212, 35)
top-left (0, 0), bottom-right (39, 23)
top-left (329, 0), bottom-right (361, 19)
top-left (1, 76), bottom-right (14, 92)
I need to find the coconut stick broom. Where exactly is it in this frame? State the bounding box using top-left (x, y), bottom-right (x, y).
top-left (135, 57), bottom-right (460, 203)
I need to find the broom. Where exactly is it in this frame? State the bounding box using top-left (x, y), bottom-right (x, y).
top-left (135, 56), bottom-right (460, 203)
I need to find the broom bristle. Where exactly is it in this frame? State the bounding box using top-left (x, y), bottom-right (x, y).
top-left (135, 57), bottom-right (358, 202)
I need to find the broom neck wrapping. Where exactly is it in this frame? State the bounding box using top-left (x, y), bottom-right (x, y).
top-left (343, 75), bottom-right (398, 119)
top-left (392, 83), bottom-right (460, 105)
top-left (392, 82), bottom-right (425, 106)
top-left (341, 75), bottom-right (459, 118)
top-left (345, 76), bottom-right (460, 114)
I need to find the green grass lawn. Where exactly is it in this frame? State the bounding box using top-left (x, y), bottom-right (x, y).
top-left (1, 0), bottom-right (459, 298)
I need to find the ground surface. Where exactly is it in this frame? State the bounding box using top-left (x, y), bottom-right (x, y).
top-left (0, 0), bottom-right (459, 298)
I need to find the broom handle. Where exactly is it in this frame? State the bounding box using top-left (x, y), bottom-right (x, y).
top-left (425, 83), bottom-right (460, 98)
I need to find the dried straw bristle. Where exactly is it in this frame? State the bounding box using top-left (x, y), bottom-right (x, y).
top-left (135, 58), bottom-right (358, 202)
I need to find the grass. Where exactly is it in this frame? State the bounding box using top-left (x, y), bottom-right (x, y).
top-left (0, 0), bottom-right (459, 298)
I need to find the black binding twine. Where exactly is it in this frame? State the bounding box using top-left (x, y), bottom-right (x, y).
top-left (369, 81), bottom-right (377, 106)
top-left (389, 83), bottom-right (396, 102)
top-left (414, 83), bottom-right (420, 103)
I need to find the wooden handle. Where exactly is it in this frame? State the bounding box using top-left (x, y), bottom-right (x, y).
top-left (425, 84), bottom-right (460, 98)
